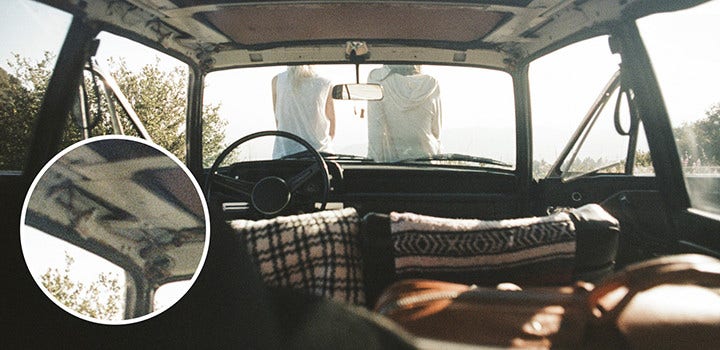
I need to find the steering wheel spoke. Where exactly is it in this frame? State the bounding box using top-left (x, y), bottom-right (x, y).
top-left (211, 173), bottom-right (255, 197)
top-left (287, 163), bottom-right (322, 192)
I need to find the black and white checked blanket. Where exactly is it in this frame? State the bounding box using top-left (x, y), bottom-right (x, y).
top-left (230, 208), bottom-right (365, 305)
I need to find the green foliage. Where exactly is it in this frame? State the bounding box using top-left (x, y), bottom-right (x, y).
top-left (0, 53), bottom-right (54, 170)
top-left (634, 150), bottom-right (652, 167)
top-left (532, 159), bottom-right (552, 179)
top-left (102, 57), bottom-right (228, 163)
top-left (633, 150), bottom-right (654, 175)
top-left (674, 103), bottom-right (720, 169)
top-left (202, 103), bottom-right (227, 166)
top-left (40, 252), bottom-right (122, 321)
top-left (534, 150), bottom-right (657, 179)
top-left (105, 57), bottom-right (188, 159)
top-left (0, 52), bottom-right (227, 168)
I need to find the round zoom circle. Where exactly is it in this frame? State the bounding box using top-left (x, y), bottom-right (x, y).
top-left (20, 136), bottom-right (209, 325)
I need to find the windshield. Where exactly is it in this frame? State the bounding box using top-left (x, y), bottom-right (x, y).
top-left (202, 64), bottom-right (515, 169)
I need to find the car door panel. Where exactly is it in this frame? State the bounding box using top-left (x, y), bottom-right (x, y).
top-left (534, 176), bottom-right (657, 211)
top-left (535, 177), bottom-right (677, 267)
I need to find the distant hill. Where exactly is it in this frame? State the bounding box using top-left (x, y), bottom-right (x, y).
top-left (242, 123), bottom-right (619, 166)
top-left (440, 127), bottom-right (515, 164)
top-left (335, 126), bottom-right (517, 164)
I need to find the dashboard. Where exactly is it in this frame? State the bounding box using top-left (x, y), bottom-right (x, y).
top-left (212, 159), bottom-right (522, 220)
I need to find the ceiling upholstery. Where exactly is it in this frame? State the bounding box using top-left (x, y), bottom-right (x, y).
top-left (204, 3), bottom-right (510, 46)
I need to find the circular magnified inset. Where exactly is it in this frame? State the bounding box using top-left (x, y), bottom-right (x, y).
top-left (21, 136), bottom-right (209, 324)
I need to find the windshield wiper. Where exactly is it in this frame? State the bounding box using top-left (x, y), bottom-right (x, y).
top-left (394, 153), bottom-right (513, 168)
top-left (281, 150), bottom-right (374, 161)
top-left (322, 153), bottom-right (374, 161)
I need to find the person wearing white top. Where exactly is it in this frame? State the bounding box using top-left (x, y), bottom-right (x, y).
top-left (367, 65), bottom-right (442, 162)
top-left (272, 65), bottom-right (336, 158)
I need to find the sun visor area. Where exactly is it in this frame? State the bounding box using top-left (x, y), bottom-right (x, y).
top-left (202, 3), bottom-right (511, 46)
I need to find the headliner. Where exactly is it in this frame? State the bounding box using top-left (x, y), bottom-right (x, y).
top-left (42, 0), bottom-right (702, 70)
top-left (204, 3), bottom-right (509, 46)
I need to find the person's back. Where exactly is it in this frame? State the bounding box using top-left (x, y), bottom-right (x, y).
top-left (367, 65), bottom-right (441, 162)
top-left (273, 66), bottom-right (335, 158)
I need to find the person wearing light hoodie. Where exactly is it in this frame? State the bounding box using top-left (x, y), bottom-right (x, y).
top-left (367, 65), bottom-right (442, 162)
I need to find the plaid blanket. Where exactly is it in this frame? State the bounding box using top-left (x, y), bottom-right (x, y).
top-left (230, 208), bottom-right (365, 305)
top-left (390, 211), bottom-right (577, 285)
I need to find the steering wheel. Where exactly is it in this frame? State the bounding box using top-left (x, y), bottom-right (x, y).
top-left (204, 130), bottom-right (330, 216)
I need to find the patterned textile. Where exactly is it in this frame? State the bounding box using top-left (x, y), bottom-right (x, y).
top-left (390, 211), bottom-right (577, 285)
top-left (230, 208), bottom-right (365, 305)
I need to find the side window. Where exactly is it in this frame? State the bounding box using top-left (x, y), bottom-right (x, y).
top-left (0, 2), bottom-right (190, 170)
top-left (0, 0), bottom-right (72, 171)
top-left (87, 32), bottom-right (190, 162)
top-left (530, 36), bottom-right (654, 179)
top-left (62, 61), bottom-right (150, 146)
top-left (638, 0), bottom-right (720, 214)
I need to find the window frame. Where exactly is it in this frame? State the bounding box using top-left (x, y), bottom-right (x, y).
top-left (611, 20), bottom-right (691, 212)
top-left (636, 2), bottom-right (720, 216)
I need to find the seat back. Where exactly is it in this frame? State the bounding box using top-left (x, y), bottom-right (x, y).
top-left (230, 208), bottom-right (366, 305)
top-left (361, 204), bottom-right (619, 307)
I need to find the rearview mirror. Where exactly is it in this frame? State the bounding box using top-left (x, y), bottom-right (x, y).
top-left (332, 84), bottom-right (383, 101)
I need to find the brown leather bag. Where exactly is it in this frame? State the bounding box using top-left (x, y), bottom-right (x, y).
top-left (588, 254), bottom-right (720, 349)
top-left (375, 254), bottom-right (720, 349)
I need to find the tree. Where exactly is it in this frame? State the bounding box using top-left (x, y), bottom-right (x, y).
top-left (105, 57), bottom-right (227, 163)
top-left (0, 53), bottom-right (53, 169)
top-left (40, 252), bottom-right (122, 321)
top-left (532, 159), bottom-right (552, 179)
top-left (633, 150), bottom-right (654, 175)
top-left (0, 52), bottom-right (227, 168)
top-left (674, 103), bottom-right (720, 169)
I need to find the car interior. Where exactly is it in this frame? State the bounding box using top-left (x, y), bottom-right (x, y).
top-left (3, 0), bottom-right (720, 348)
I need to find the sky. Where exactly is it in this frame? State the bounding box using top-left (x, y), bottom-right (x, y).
top-left (21, 226), bottom-right (128, 317)
top-left (637, 4), bottom-right (720, 124)
top-left (0, 0), bottom-right (71, 70)
top-left (22, 226), bottom-right (126, 288)
top-left (3, 0), bottom-right (720, 320)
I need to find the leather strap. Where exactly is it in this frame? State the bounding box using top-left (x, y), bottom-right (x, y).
top-left (588, 254), bottom-right (720, 324)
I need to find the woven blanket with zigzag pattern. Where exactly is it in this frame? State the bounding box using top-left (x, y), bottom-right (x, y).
top-left (390, 211), bottom-right (577, 285)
